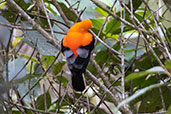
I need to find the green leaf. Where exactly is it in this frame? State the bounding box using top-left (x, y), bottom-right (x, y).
top-left (105, 18), bottom-right (121, 34)
top-left (87, 64), bottom-right (98, 76)
top-left (41, 56), bottom-right (55, 69)
top-left (17, 78), bottom-right (41, 102)
top-left (6, 0), bottom-right (31, 13)
top-left (92, 0), bottom-right (110, 11)
top-left (36, 92), bottom-right (51, 110)
top-left (135, 48), bottom-right (163, 70)
top-left (0, 16), bottom-right (10, 47)
top-left (138, 86), bottom-right (171, 113)
top-left (126, 76), bottom-right (159, 93)
top-left (25, 109), bottom-right (32, 114)
top-left (12, 110), bottom-right (21, 114)
top-left (22, 22), bottom-right (58, 56)
top-left (15, 0), bottom-right (31, 10)
top-left (34, 63), bottom-right (44, 74)
top-left (58, 2), bottom-right (77, 22)
top-left (56, 76), bottom-right (68, 87)
top-left (123, 43), bottom-right (144, 61)
top-left (46, 3), bottom-right (57, 15)
top-left (17, 53), bottom-right (39, 63)
top-left (165, 60), bottom-right (171, 70)
top-left (125, 66), bottom-right (165, 82)
top-left (167, 105), bottom-right (171, 114)
top-left (0, 1), bottom-right (6, 8)
top-left (95, 50), bottom-right (110, 67)
top-left (91, 19), bottom-right (104, 30)
top-left (95, 38), bottom-right (116, 51)
top-left (127, 0), bottom-right (142, 12)
top-left (38, 11), bottom-right (50, 29)
top-left (97, 0), bottom-right (113, 8)
top-left (91, 28), bottom-right (105, 39)
top-left (52, 15), bottom-right (68, 41)
top-left (3, 58), bottom-right (27, 81)
top-left (95, 7), bottom-right (108, 16)
top-left (104, 96), bottom-right (114, 103)
top-left (52, 62), bottom-right (65, 75)
top-left (114, 83), bottom-right (168, 113)
top-left (147, 66), bottom-right (165, 72)
top-left (104, 11), bottom-right (144, 35)
top-left (166, 27), bottom-right (171, 42)
top-left (13, 74), bottom-right (41, 84)
top-left (125, 72), bottom-right (150, 82)
top-left (1, 10), bottom-right (17, 22)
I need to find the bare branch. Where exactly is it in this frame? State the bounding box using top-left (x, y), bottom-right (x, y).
top-left (52, 0), bottom-right (71, 27)
top-left (85, 70), bottom-right (132, 114)
top-left (6, 0), bottom-right (60, 49)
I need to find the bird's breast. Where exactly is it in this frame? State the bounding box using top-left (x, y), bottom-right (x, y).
top-left (63, 32), bottom-right (93, 56)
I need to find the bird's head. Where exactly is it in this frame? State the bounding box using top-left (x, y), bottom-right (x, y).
top-left (68, 19), bottom-right (92, 33)
top-left (79, 19), bottom-right (92, 32)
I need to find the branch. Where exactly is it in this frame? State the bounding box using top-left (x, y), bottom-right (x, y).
top-left (85, 70), bottom-right (132, 114)
top-left (119, 0), bottom-right (126, 99)
top-left (90, 0), bottom-right (154, 35)
top-left (41, 0), bottom-right (55, 39)
top-left (90, 30), bottom-right (121, 55)
top-left (19, 51), bottom-right (61, 101)
top-left (52, 0), bottom-right (71, 27)
top-left (6, 0), bottom-right (60, 49)
top-left (162, 0), bottom-right (171, 13)
top-left (0, 22), bottom-right (66, 35)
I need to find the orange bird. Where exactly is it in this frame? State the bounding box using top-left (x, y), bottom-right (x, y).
top-left (61, 19), bottom-right (95, 91)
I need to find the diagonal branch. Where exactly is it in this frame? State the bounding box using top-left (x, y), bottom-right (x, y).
top-left (6, 0), bottom-right (60, 49)
top-left (52, 0), bottom-right (71, 27)
top-left (86, 70), bottom-right (132, 114)
top-left (90, 0), bottom-right (154, 35)
top-left (162, 0), bottom-right (171, 13)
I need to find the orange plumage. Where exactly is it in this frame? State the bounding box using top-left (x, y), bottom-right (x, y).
top-left (63, 19), bottom-right (93, 56)
top-left (61, 19), bottom-right (95, 91)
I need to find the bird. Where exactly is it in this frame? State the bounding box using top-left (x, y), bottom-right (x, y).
top-left (61, 19), bottom-right (95, 91)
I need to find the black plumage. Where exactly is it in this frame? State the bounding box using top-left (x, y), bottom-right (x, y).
top-left (61, 37), bottom-right (95, 91)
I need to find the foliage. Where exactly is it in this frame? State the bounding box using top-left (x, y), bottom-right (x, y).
top-left (0, 0), bottom-right (170, 113)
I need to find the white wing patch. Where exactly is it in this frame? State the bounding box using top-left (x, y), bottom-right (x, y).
top-left (76, 48), bottom-right (89, 58)
top-left (64, 50), bottom-right (74, 58)
top-left (64, 49), bottom-right (76, 64)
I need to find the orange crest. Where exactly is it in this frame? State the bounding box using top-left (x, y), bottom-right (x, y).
top-left (63, 19), bottom-right (93, 56)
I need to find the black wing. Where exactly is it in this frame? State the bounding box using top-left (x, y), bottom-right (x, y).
top-left (61, 37), bottom-right (95, 91)
top-left (61, 37), bottom-right (95, 73)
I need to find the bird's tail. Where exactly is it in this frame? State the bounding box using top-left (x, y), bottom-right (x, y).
top-left (71, 72), bottom-right (85, 91)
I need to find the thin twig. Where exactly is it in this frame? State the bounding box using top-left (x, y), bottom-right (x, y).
top-left (11, 41), bottom-right (37, 81)
top-left (41, 0), bottom-right (55, 40)
top-left (90, 0), bottom-right (154, 35)
top-left (119, 0), bottom-right (125, 100)
top-left (85, 70), bottom-right (132, 114)
top-left (90, 29), bottom-right (121, 55)
top-left (90, 88), bottom-right (112, 114)
top-left (52, 0), bottom-right (71, 27)
top-left (19, 50), bottom-right (61, 101)
top-left (158, 87), bottom-right (166, 111)
top-left (6, 0), bottom-right (60, 49)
